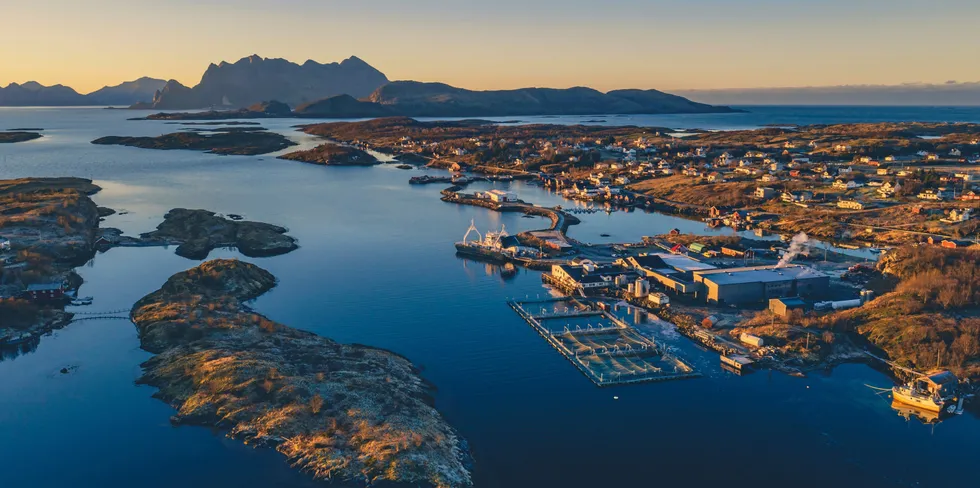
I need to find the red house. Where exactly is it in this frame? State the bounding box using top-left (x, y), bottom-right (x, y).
top-left (24, 283), bottom-right (64, 301)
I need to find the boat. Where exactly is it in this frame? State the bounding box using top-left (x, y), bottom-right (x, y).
top-left (71, 296), bottom-right (93, 306)
top-left (454, 220), bottom-right (514, 262)
top-left (892, 370), bottom-right (959, 413)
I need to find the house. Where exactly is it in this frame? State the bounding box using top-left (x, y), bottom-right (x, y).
top-left (917, 189), bottom-right (945, 201)
top-left (837, 199), bottom-right (866, 210)
top-left (24, 283), bottom-right (65, 302)
top-left (707, 172), bottom-right (725, 182)
top-left (878, 181), bottom-right (902, 197)
top-left (945, 208), bottom-right (973, 223)
top-left (950, 148), bottom-right (962, 157)
top-left (769, 297), bottom-right (808, 319)
top-left (782, 191), bottom-right (814, 203)
top-left (769, 162), bottom-right (785, 172)
top-left (0, 239), bottom-right (10, 251)
top-left (926, 153), bottom-right (940, 161)
top-left (833, 144), bottom-right (852, 152)
top-left (955, 173), bottom-right (977, 183)
top-left (833, 179), bottom-right (863, 190)
top-left (755, 187), bottom-right (777, 199)
top-left (761, 174), bottom-right (777, 183)
top-left (959, 190), bottom-right (980, 201)
top-left (876, 168), bottom-right (891, 176)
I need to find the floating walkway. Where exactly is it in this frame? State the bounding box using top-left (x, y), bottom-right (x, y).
top-left (508, 299), bottom-right (700, 387)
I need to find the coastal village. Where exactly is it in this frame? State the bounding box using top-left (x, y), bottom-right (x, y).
top-left (2, 119), bottom-right (979, 486)
top-left (294, 117), bottom-right (980, 420)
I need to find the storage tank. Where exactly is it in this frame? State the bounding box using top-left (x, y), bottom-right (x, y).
top-left (740, 333), bottom-right (765, 347)
top-left (831, 299), bottom-right (863, 310)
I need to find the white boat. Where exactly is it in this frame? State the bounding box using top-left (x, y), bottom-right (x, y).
top-left (892, 370), bottom-right (958, 413)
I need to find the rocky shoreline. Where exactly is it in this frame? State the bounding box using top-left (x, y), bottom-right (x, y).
top-left (131, 259), bottom-right (472, 487)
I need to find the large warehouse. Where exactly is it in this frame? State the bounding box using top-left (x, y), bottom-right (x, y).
top-left (692, 265), bottom-right (829, 305)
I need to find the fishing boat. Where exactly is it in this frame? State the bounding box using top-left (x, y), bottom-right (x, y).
top-left (892, 370), bottom-right (958, 413)
top-left (455, 220), bottom-right (514, 262)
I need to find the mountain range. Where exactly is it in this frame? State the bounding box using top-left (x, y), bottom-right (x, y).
top-left (0, 78), bottom-right (166, 106)
top-left (136, 55), bottom-right (390, 110)
top-left (1, 54), bottom-right (736, 115)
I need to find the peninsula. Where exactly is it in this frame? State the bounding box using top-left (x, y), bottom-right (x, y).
top-left (131, 259), bottom-right (472, 487)
top-left (0, 178), bottom-right (109, 343)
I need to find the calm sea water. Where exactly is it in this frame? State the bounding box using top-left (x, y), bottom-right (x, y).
top-left (1, 106), bottom-right (978, 488)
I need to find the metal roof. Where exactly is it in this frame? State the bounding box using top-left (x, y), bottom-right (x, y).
top-left (696, 265), bottom-right (826, 286)
top-left (26, 283), bottom-right (62, 292)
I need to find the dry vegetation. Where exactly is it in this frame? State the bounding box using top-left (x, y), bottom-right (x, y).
top-left (628, 175), bottom-right (758, 208)
top-left (812, 246), bottom-right (980, 379)
top-left (131, 259), bottom-right (471, 487)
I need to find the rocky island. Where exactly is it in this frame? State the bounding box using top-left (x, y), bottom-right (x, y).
top-left (138, 209), bottom-right (298, 259)
top-left (279, 143), bottom-right (380, 166)
top-left (131, 259), bottom-right (471, 487)
top-left (0, 131), bottom-right (43, 143)
top-left (91, 129), bottom-right (296, 156)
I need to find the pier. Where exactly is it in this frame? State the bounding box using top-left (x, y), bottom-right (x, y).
top-left (508, 298), bottom-right (700, 386)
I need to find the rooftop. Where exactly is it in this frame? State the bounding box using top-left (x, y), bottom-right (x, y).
top-left (26, 283), bottom-right (62, 292)
top-left (695, 265), bottom-right (826, 285)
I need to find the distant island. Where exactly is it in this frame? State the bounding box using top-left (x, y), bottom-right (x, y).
top-left (0, 131), bottom-right (42, 143)
top-left (91, 128), bottom-right (295, 155)
top-left (135, 82), bottom-right (738, 120)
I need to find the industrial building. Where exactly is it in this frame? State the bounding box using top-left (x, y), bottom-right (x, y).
top-left (618, 253), bottom-right (715, 295)
top-left (692, 265), bottom-right (829, 305)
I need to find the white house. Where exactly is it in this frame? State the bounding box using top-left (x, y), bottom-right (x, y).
top-left (833, 180), bottom-right (863, 190)
top-left (0, 239), bottom-right (10, 251)
top-left (950, 148), bottom-right (962, 157)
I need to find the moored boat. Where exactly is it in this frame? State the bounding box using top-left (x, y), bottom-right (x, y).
top-left (892, 370), bottom-right (958, 413)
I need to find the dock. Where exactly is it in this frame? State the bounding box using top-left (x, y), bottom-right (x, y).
top-left (508, 298), bottom-right (700, 387)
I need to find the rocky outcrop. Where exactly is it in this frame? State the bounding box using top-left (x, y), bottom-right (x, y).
top-left (278, 143), bottom-right (379, 166)
top-left (131, 259), bottom-right (471, 487)
top-left (0, 131), bottom-right (42, 143)
top-left (91, 129), bottom-right (296, 155)
top-left (139, 209), bottom-right (298, 259)
top-left (142, 55), bottom-right (389, 110)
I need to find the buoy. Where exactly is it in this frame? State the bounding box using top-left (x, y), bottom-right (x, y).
top-left (613, 396), bottom-right (619, 400)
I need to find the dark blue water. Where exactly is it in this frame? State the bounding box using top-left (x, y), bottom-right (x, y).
top-left (1, 107), bottom-right (978, 488)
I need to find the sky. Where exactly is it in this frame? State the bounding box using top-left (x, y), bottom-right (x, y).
top-left (2, 0), bottom-right (979, 94)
